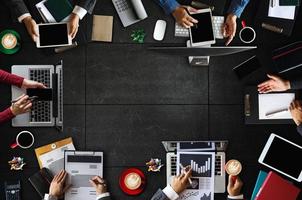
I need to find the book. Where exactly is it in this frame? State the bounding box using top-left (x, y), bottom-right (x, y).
top-left (280, 0), bottom-right (300, 6)
top-left (28, 168), bottom-right (53, 198)
top-left (256, 171), bottom-right (300, 200)
top-left (44, 0), bottom-right (73, 22)
top-left (91, 15), bottom-right (114, 42)
top-left (251, 171), bottom-right (268, 200)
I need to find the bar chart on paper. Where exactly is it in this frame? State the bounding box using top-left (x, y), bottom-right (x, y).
top-left (179, 153), bottom-right (213, 177)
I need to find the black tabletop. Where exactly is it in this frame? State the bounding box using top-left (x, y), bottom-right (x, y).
top-left (0, 0), bottom-right (302, 200)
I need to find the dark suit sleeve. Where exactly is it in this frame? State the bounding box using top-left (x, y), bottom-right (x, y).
top-left (151, 189), bottom-right (170, 200)
top-left (4, 0), bottom-right (29, 20)
top-left (97, 196), bottom-right (111, 200)
top-left (227, 198), bottom-right (244, 200)
top-left (290, 78), bottom-right (302, 90)
top-left (296, 125), bottom-right (302, 136)
top-left (76, 0), bottom-right (97, 14)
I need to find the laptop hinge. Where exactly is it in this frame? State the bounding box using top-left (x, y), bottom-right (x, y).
top-left (52, 73), bottom-right (58, 118)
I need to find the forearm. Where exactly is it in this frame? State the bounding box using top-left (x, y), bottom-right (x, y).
top-left (0, 70), bottom-right (24, 87)
top-left (0, 107), bottom-right (15, 124)
top-left (75, 0), bottom-right (97, 16)
top-left (227, 0), bottom-right (250, 17)
top-left (4, 0), bottom-right (30, 22)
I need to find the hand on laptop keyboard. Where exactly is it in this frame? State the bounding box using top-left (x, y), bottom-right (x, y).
top-left (21, 79), bottom-right (46, 89)
top-left (223, 13), bottom-right (237, 46)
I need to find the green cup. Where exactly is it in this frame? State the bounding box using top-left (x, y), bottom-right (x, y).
top-left (0, 29), bottom-right (21, 55)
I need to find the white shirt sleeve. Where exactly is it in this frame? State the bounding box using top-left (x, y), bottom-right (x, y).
top-left (96, 192), bottom-right (110, 200)
top-left (72, 5), bottom-right (87, 20)
top-left (228, 194), bottom-right (244, 199)
top-left (162, 185), bottom-right (179, 200)
top-left (43, 194), bottom-right (58, 200)
top-left (18, 13), bottom-right (31, 23)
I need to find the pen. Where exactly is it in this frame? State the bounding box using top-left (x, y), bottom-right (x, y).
top-left (179, 163), bottom-right (193, 185)
top-left (266, 108), bottom-right (289, 118)
top-left (11, 96), bottom-right (38, 103)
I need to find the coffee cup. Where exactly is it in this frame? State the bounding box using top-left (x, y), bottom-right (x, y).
top-left (124, 172), bottom-right (142, 190)
top-left (10, 131), bottom-right (35, 149)
top-left (239, 21), bottom-right (256, 44)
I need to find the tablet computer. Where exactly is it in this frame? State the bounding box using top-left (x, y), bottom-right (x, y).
top-left (258, 133), bottom-right (302, 182)
top-left (232, 55), bottom-right (261, 79)
top-left (36, 23), bottom-right (72, 48)
top-left (189, 8), bottom-right (215, 47)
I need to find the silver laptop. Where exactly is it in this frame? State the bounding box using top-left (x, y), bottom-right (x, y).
top-left (162, 140), bottom-right (228, 193)
top-left (11, 61), bottom-right (63, 128)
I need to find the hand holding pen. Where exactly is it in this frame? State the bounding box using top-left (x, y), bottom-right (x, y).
top-left (171, 164), bottom-right (193, 194)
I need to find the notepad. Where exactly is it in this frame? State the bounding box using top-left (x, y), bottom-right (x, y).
top-left (258, 93), bottom-right (295, 120)
top-left (91, 15), bottom-right (113, 42)
top-left (251, 171), bottom-right (268, 200)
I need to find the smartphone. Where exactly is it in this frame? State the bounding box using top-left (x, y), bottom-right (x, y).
top-left (27, 88), bottom-right (53, 101)
top-left (232, 55), bottom-right (261, 79)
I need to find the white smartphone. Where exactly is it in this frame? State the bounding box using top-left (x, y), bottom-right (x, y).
top-left (189, 8), bottom-right (215, 47)
top-left (258, 133), bottom-right (302, 182)
top-left (36, 23), bottom-right (72, 48)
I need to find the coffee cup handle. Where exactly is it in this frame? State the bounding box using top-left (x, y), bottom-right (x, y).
top-left (241, 20), bottom-right (246, 28)
top-left (10, 142), bottom-right (18, 149)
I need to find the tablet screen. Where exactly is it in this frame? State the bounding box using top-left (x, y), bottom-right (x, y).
top-left (263, 137), bottom-right (301, 178)
top-left (233, 56), bottom-right (261, 79)
top-left (39, 24), bottom-right (69, 46)
top-left (190, 11), bottom-right (214, 44)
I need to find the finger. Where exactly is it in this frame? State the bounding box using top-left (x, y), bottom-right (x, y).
top-left (54, 170), bottom-right (63, 181)
top-left (184, 19), bottom-right (194, 27)
top-left (18, 95), bottom-right (29, 104)
top-left (57, 170), bottom-right (66, 183)
top-left (63, 184), bottom-right (72, 193)
top-left (179, 173), bottom-right (185, 179)
top-left (89, 179), bottom-right (97, 187)
top-left (267, 74), bottom-right (278, 80)
top-left (184, 168), bottom-right (192, 180)
top-left (180, 22), bottom-right (190, 29)
top-left (23, 102), bottom-right (32, 110)
top-left (71, 28), bottom-right (78, 39)
top-left (37, 82), bottom-right (46, 88)
top-left (228, 175), bottom-right (235, 186)
top-left (187, 15), bottom-right (198, 24)
top-left (186, 6), bottom-right (198, 13)
top-left (290, 102), bottom-right (294, 110)
top-left (225, 36), bottom-right (233, 46)
top-left (59, 171), bottom-right (68, 183)
top-left (258, 80), bottom-right (271, 88)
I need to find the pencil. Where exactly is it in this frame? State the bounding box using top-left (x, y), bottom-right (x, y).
top-left (179, 163), bottom-right (193, 185)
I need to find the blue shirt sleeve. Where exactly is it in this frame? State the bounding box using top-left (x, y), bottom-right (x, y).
top-left (227, 0), bottom-right (250, 17)
top-left (154, 0), bottom-right (180, 14)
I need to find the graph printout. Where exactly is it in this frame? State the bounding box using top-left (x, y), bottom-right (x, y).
top-left (177, 152), bottom-right (215, 200)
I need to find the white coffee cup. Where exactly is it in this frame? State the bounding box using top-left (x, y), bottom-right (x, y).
top-left (239, 26), bottom-right (256, 44)
top-left (11, 131), bottom-right (35, 149)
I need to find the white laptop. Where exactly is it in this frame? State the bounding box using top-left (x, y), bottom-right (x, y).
top-left (11, 62), bottom-right (63, 129)
top-left (64, 151), bottom-right (104, 200)
top-left (162, 141), bottom-right (227, 193)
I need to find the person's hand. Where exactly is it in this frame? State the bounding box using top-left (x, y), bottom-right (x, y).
top-left (49, 170), bottom-right (71, 198)
top-left (223, 13), bottom-right (237, 46)
top-left (22, 16), bottom-right (39, 42)
top-left (290, 100), bottom-right (302, 126)
top-left (257, 74), bottom-right (290, 93)
top-left (171, 166), bottom-right (192, 194)
top-left (227, 175), bottom-right (243, 197)
top-left (69, 13), bottom-right (80, 39)
top-left (89, 176), bottom-right (108, 195)
top-left (21, 79), bottom-right (46, 89)
top-left (10, 94), bottom-right (32, 116)
top-left (172, 6), bottom-right (198, 28)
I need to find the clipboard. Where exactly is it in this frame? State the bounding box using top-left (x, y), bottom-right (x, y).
top-left (244, 86), bottom-right (294, 124)
top-left (35, 137), bottom-right (75, 173)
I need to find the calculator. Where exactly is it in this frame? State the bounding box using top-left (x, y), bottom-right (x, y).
top-left (5, 181), bottom-right (21, 200)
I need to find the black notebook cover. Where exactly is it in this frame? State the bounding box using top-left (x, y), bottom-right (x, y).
top-left (28, 168), bottom-right (53, 198)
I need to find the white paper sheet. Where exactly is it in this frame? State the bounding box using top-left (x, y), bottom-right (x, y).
top-left (258, 93), bottom-right (295, 120)
top-left (268, 0), bottom-right (296, 20)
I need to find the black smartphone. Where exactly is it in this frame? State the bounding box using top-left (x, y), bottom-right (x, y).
top-left (232, 55), bottom-right (261, 79)
top-left (26, 88), bottom-right (53, 101)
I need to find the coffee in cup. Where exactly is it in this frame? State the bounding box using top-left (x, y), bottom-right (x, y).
top-left (225, 159), bottom-right (242, 176)
top-left (1, 33), bottom-right (17, 49)
top-left (239, 26), bottom-right (256, 44)
top-left (11, 131), bottom-right (35, 149)
top-left (124, 172), bottom-right (142, 190)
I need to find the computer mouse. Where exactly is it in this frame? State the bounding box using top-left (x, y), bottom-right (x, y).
top-left (153, 20), bottom-right (166, 41)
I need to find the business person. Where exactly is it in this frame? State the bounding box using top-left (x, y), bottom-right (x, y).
top-left (155, 0), bottom-right (250, 45)
top-left (0, 69), bottom-right (45, 124)
top-left (43, 170), bottom-right (111, 200)
top-left (5, 0), bottom-right (96, 41)
top-left (258, 74), bottom-right (302, 136)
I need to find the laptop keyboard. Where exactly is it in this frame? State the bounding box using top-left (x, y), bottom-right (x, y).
top-left (29, 69), bottom-right (52, 123)
top-left (175, 16), bottom-right (225, 39)
top-left (170, 154), bottom-right (222, 176)
top-left (112, 0), bottom-right (130, 12)
top-left (58, 67), bottom-right (63, 123)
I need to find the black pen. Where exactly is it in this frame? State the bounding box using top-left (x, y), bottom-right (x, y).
top-left (11, 96), bottom-right (38, 103)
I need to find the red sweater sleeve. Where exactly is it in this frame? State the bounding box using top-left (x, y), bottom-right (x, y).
top-left (0, 107), bottom-right (15, 124)
top-left (0, 69), bottom-right (24, 87)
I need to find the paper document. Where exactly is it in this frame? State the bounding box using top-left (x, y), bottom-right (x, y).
top-left (177, 152), bottom-right (215, 200)
top-left (268, 0), bottom-right (296, 20)
top-left (35, 137), bottom-right (75, 175)
top-left (65, 151), bottom-right (103, 200)
top-left (258, 93), bottom-right (295, 120)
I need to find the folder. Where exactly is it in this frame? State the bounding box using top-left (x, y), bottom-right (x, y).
top-left (280, 0), bottom-right (300, 6)
top-left (251, 171), bottom-right (268, 200)
top-left (256, 171), bottom-right (300, 200)
top-left (44, 0), bottom-right (73, 22)
top-left (35, 137), bottom-right (75, 175)
top-left (28, 168), bottom-right (53, 198)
